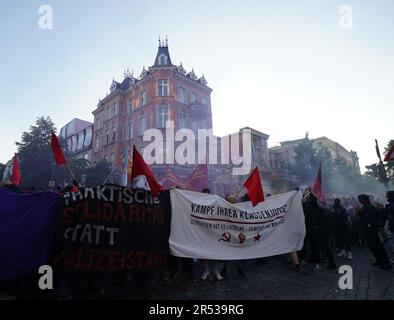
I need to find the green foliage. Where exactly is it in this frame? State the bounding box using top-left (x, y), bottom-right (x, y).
top-left (288, 137), bottom-right (387, 199)
top-left (85, 160), bottom-right (111, 186)
top-left (0, 163), bottom-right (6, 180)
top-left (291, 137), bottom-right (319, 184)
top-left (15, 116), bottom-right (110, 189)
top-left (16, 116), bottom-right (56, 188)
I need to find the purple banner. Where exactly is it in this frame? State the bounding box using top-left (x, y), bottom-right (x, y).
top-left (0, 187), bottom-right (61, 279)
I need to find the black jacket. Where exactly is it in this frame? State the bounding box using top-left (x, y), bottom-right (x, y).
top-left (358, 204), bottom-right (379, 230)
top-left (330, 204), bottom-right (349, 230)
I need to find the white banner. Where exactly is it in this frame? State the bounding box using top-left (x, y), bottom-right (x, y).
top-left (169, 189), bottom-right (306, 260)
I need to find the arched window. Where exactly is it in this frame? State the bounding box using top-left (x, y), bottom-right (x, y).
top-left (158, 54), bottom-right (168, 66)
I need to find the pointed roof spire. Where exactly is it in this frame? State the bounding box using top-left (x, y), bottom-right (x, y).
top-left (153, 37), bottom-right (173, 67)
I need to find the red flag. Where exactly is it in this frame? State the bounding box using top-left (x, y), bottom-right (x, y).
top-left (243, 167), bottom-right (264, 207)
top-left (384, 144), bottom-right (394, 162)
top-left (50, 132), bottom-right (67, 166)
top-left (312, 162), bottom-right (325, 203)
top-left (11, 154), bottom-right (21, 186)
top-left (131, 146), bottom-right (163, 197)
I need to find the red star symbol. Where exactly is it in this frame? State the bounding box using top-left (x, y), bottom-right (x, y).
top-left (254, 233), bottom-right (261, 242)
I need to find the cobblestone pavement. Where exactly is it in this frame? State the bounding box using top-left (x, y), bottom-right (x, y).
top-left (149, 246), bottom-right (394, 300)
top-left (0, 246), bottom-right (393, 300)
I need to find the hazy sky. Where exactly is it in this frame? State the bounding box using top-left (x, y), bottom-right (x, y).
top-left (1, 0), bottom-right (393, 171)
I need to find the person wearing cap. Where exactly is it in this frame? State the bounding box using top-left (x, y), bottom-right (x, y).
top-left (357, 194), bottom-right (392, 269)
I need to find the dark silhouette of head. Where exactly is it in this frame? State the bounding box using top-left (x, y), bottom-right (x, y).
top-left (334, 199), bottom-right (341, 206)
top-left (202, 188), bottom-right (210, 194)
top-left (387, 191), bottom-right (394, 203)
top-left (309, 193), bottom-right (318, 205)
top-left (358, 194), bottom-right (371, 206)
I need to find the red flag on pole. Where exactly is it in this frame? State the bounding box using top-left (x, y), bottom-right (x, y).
top-left (131, 146), bottom-right (163, 197)
top-left (312, 162), bottom-right (325, 203)
top-left (11, 154), bottom-right (21, 186)
top-left (243, 167), bottom-right (264, 207)
top-left (50, 132), bottom-right (67, 166)
top-left (384, 144), bottom-right (394, 162)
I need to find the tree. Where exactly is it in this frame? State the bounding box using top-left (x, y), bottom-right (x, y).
top-left (0, 163), bottom-right (6, 180)
top-left (53, 158), bottom-right (111, 187)
top-left (16, 116), bottom-right (57, 188)
top-left (85, 160), bottom-right (111, 186)
top-left (290, 136), bottom-right (320, 186)
top-left (288, 135), bottom-right (386, 199)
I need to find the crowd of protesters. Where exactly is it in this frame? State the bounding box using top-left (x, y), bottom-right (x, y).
top-left (0, 179), bottom-right (393, 299)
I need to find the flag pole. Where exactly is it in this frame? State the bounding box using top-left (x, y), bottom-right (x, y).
top-left (233, 185), bottom-right (244, 200)
top-left (65, 163), bottom-right (76, 181)
top-left (233, 166), bottom-right (257, 200)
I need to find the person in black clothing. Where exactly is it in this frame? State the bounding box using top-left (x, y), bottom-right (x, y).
top-left (386, 191), bottom-right (394, 253)
top-left (357, 194), bottom-right (392, 269)
top-left (303, 193), bottom-right (336, 270)
top-left (331, 199), bottom-right (353, 260)
top-left (387, 191), bottom-right (394, 224)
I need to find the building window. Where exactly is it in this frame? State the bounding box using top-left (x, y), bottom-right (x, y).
top-left (112, 126), bottom-right (116, 142)
top-left (178, 86), bottom-right (186, 103)
top-left (201, 96), bottom-right (208, 106)
top-left (191, 92), bottom-right (198, 104)
top-left (95, 117), bottom-right (101, 130)
top-left (128, 97), bottom-right (134, 113)
top-left (138, 114), bottom-right (147, 135)
top-left (113, 102), bottom-right (118, 116)
top-left (105, 129), bottom-right (110, 145)
top-left (119, 125), bottom-right (123, 142)
top-left (158, 54), bottom-right (168, 66)
top-left (179, 112), bottom-right (187, 129)
top-left (127, 121), bottom-right (133, 140)
top-left (156, 105), bottom-right (169, 128)
top-left (96, 138), bottom-right (100, 151)
top-left (140, 90), bottom-right (147, 107)
top-left (110, 153), bottom-right (115, 170)
top-left (106, 106), bottom-right (111, 120)
top-left (157, 79), bottom-right (169, 97)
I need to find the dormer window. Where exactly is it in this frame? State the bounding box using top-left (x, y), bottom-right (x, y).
top-left (158, 54), bottom-right (168, 66)
top-left (188, 70), bottom-right (197, 81)
top-left (140, 68), bottom-right (148, 79)
top-left (199, 76), bottom-right (207, 86)
top-left (110, 81), bottom-right (117, 93)
top-left (177, 64), bottom-right (186, 75)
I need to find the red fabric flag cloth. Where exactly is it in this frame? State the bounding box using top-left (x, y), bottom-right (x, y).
top-left (50, 132), bottom-right (67, 166)
top-left (131, 146), bottom-right (163, 197)
top-left (243, 167), bottom-right (264, 207)
top-left (11, 154), bottom-right (21, 186)
top-left (384, 144), bottom-right (394, 162)
top-left (312, 162), bottom-right (325, 203)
